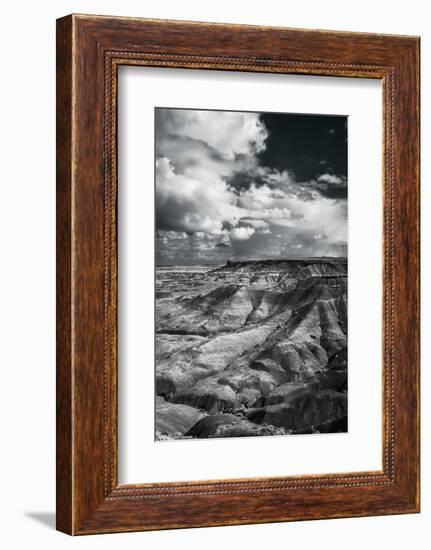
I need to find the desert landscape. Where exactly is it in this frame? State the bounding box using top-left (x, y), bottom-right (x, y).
top-left (155, 257), bottom-right (347, 440)
top-left (154, 107), bottom-right (348, 440)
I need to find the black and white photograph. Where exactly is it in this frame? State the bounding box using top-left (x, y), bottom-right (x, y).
top-left (155, 107), bottom-right (348, 441)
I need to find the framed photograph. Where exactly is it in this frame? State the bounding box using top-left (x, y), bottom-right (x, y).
top-left (56, 14), bottom-right (420, 535)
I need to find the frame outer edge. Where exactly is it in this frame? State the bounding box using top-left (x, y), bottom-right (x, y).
top-left (392, 38), bottom-right (420, 511)
top-left (56, 14), bottom-right (74, 535)
top-left (56, 14), bottom-right (421, 535)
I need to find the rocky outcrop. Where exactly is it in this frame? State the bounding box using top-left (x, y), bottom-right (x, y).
top-left (213, 257), bottom-right (347, 278)
top-left (247, 389), bottom-right (347, 434)
top-left (185, 414), bottom-right (293, 438)
top-left (155, 258), bottom-right (348, 439)
top-left (155, 396), bottom-right (207, 439)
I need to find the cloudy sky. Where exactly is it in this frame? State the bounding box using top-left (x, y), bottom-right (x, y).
top-left (155, 108), bottom-right (347, 266)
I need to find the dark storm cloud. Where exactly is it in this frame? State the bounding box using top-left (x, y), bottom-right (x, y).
top-left (155, 108), bottom-right (347, 265)
top-left (258, 113), bottom-right (347, 181)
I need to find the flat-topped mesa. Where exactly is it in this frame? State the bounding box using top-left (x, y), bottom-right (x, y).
top-left (212, 257), bottom-right (347, 278)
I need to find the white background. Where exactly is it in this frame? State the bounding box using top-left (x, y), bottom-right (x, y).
top-left (119, 67), bottom-right (382, 483)
top-left (0, 1), bottom-right (428, 548)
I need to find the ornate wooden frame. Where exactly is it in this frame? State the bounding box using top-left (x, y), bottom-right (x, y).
top-left (56, 14), bottom-right (420, 535)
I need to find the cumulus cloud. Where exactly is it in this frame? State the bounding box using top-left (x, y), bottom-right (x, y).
top-left (240, 218), bottom-right (270, 230)
top-left (156, 108), bottom-right (268, 159)
top-left (155, 156), bottom-right (239, 235)
top-left (313, 173), bottom-right (347, 200)
top-left (317, 173), bottom-right (343, 184)
top-left (230, 227), bottom-right (255, 241)
top-left (155, 108), bottom-right (347, 264)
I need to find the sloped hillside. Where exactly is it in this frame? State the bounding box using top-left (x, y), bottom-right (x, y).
top-left (155, 258), bottom-right (347, 439)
